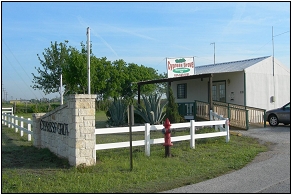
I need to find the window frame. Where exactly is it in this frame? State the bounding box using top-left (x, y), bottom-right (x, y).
top-left (212, 81), bottom-right (226, 103)
top-left (177, 83), bottom-right (187, 99)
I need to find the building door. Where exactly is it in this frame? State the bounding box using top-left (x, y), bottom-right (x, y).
top-left (212, 81), bottom-right (226, 102)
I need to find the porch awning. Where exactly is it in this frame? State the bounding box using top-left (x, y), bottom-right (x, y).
top-left (136, 73), bottom-right (213, 111)
top-left (137, 73), bottom-right (213, 85)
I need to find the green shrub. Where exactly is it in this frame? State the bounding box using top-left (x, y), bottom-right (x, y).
top-left (165, 87), bottom-right (184, 123)
top-left (134, 94), bottom-right (168, 125)
top-left (106, 98), bottom-right (128, 126)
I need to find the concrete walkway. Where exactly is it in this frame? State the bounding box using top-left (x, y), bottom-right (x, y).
top-left (161, 125), bottom-right (290, 193)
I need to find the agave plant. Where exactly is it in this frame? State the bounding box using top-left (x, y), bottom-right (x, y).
top-left (107, 98), bottom-right (127, 126)
top-left (134, 94), bottom-right (168, 125)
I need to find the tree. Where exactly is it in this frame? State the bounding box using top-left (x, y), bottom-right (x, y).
top-left (31, 40), bottom-right (167, 102)
top-left (165, 86), bottom-right (183, 123)
top-left (90, 56), bottom-right (112, 101)
top-left (31, 40), bottom-right (69, 94)
top-left (105, 59), bottom-right (128, 99)
top-left (125, 63), bottom-right (166, 100)
top-left (62, 46), bottom-right (87, 94)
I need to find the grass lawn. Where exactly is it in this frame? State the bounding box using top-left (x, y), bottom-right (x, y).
top-left (1, 111), bottom-right (270, 193)
top-left (95, 111), bottom-right (108, 128)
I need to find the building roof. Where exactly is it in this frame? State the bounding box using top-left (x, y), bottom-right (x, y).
top-left (195, 56), bottom-right (270, 74)
top-left (137, 73), bottom-right (213, 85)
top-left (137, 56), bottom-right (270, 85)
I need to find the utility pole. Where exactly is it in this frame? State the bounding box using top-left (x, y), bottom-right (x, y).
top-left (272, 26), bottom-right (274, 76)
top-left (272, 26), bottom-right (275, 106)
top-left (60, 73), bottom-right (63, 105)
top-left (5, 91), bottom-right (8, 102)
top-left (210, 42), bottom-right (215, 65)
top-left (87, 27), bottom-right (91, 94)
top-left (2, 87), bottom-right (5, 102)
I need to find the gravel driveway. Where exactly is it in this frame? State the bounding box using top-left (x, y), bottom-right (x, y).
top-left (161, 125), bottom-right (290, 193)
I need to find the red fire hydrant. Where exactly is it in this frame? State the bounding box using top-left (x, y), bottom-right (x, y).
top-left (162, 118), bottom-right (173, 157)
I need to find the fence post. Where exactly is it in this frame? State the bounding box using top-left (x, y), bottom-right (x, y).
top-left (193, 101), bottom-right (196, 120)
top-left (8, 115), bottom-right (11, 128)
top-left (263, 110), bottom-right (266, 128)
top-left (20, 116), bottom-right (24, 137)
top-left (145, 123), bottom-right (151, 156)
top-left (15, 115), bottom-right (19, 133)
top-left (5, 114), bottom-right (8, 125)
top-left (4, 113), bottom-right (8, 126)
top-left (11, 116), bottom-right (14, 129)
top-left (219, 114), bottom-right (224, 131)
top-left (227, 103), bottom-right (230, 120)
top-left (190, 120), bottom-right (196, 149)
top-left (28, 118), bottom-right (31, 141)
top-left (225, 118), bottom-right (230, 142)
top-left (210, 110), bottom-right (218, 131)
top-left (32, 113), bottom-right (46, 148)
top-left (246, 110), bottom-right (249, 130)
top-left (69, 94), bottom-right (97, 166)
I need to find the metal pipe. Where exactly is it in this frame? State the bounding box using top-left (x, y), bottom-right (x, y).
top-left (210, 42), bottom-right (215, 65)
top-left (87, 27), bottom-right (91, 94)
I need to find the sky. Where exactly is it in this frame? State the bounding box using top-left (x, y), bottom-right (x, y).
top-left (1, 1), bottom-right (290, 101)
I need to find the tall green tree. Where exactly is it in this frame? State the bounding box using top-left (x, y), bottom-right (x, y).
top-left (106, 59), bottom-right (128, 99)
top-left (165, 86), bottom-right (183, 123)
top-left (31, 40), bottom-right (167, 102)
top-left (62, 46), bottom-right (87, 94)
top-left (125, 63), bottom-right (166, 101)
top-left (90, 56), bottom-right (112, 100)
top-left (31, 40), bottom-right (69, 94)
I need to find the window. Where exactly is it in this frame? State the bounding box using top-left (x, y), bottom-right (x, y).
top-left (212, 85), bottom-right (217, 101)
top-left (177, 83), bottom-right (187, 99)
top-left (219, 84), bottom-right (225, 102)
top-left (212, 81), bottom-right (226, 102)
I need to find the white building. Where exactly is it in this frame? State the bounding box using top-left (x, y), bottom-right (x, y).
top-left (137, 56), bottom-right (290, 128)
top-left (171, 56), bottom-right (290, 111)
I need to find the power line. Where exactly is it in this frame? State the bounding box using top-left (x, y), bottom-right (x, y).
top-left (3, 53), bottom-right (43, 100)
top-left (3, 41), bottom-right (35, 82)
top-left (273, 31), bottom-right (289, 37)
top-left (3, 40), bottom-right (45, 99)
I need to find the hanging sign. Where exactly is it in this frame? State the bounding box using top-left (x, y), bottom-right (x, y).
top-left (166, 57), bottom-right (195, 78)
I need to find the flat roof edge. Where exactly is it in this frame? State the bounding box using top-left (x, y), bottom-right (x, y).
top-left (137, 73), bottom-right (213, 85)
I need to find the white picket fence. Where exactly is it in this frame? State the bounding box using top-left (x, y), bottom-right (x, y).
top-left (2, 107), bottom-right (14, 127)
top-left (95, 113), bottom-right (229, 157)
top-left (210, 110), bottom-right (229, 131)
top-left (2, 107), bottom-right (13, 115)
top-left (1, 112), bottom-right (33, 141)
top-left (2, 108), bottom-right (229, 158)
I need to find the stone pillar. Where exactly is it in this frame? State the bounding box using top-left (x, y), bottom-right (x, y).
top-left (68, 94), bottom-right (96, 166)
top-left (32, 113), bottom-right (46, 148)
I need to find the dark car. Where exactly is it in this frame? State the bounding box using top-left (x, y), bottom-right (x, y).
top-left (266, 102), bottom-right (290, 126)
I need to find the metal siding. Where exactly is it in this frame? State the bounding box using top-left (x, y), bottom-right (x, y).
top-left (244, 57), bottom-right (290, 110)
top-left (246, 73), bottom-right (271, 109)
top-left (196, 56), bottom-right (269, 74)
top-left (171, 56), bottom-right (289, 111)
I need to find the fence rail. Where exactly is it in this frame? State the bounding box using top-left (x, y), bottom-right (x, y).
top-left (178, 101), bottom-right (266, 130)
top-left (2, 109), bottom-right (229, 162)
top-left (95, 113), bottom-right (229, 158)
top-left (1, 113), bottom-right (33, 141)
top-left (2, 107), bottom-right (14, 115)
